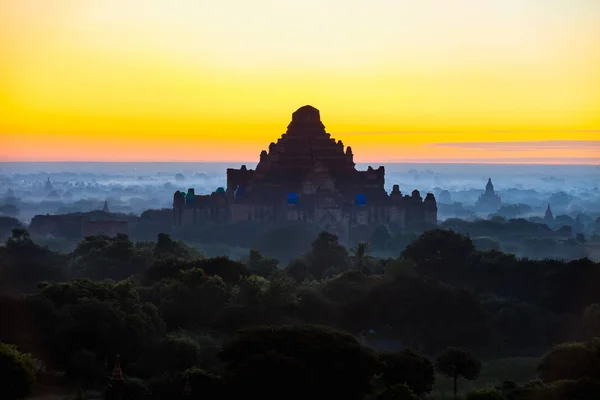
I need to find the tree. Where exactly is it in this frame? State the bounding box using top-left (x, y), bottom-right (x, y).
top-left (350, 242), bottom-right (373, 274)
top-left (66, 348), bottom-right (102, 388)
top-left (220, 325), bottom-right (381, 400)
top-left (435, 347), bottom-right (482, 398)
top-left (402, 229), bottom-right (474, 278)
top-left (380, 348), bottom-right (435, 395)
top-left (284, 257), bottom-right (314, 282)
top-left (466, 388), bottom-right (506, 400)
top-left (154, 233), bottom-right (192, 259)
top-left (195, 257), bottom-right (249, 283)
top-left (0, 342), bottom-right (37, 400)
top-left (582, 304), bottom-right (600, 338)
top-left (537, 341), bottom-right (600, 383)
top-left (138, 333), bottom-right (207, 377)
top-left (383, 259), bottom-right (417, 280)
top-left (377, 383), bottom-right (420, 400)
top-left (306, 232), bottom-right (350, 279)
top-left (182, 367), bottom-right (222, 400)
top-left (370, 225), bottom-right (392, 252)
top-left (246, 249), bottom-right (279, 278)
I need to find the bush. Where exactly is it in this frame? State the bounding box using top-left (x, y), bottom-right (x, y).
top-left (0, 342), bottom-right (37, 400)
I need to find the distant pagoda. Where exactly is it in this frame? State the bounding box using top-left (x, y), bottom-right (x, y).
top-left (543, 204), bottom-right (554, 226)
top-left (475, 178), bottom-right (501, 212)
top-left (104, 355), bottom-right (125, 400)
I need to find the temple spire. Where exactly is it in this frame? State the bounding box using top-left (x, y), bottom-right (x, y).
top-left (111, 354), bottom-right (124, 382)
top-left (485, 178), bottom-right (494, 194)
top-left (105, 355), bottom-right (125, 400)
top-left (103, 200), bottom-right (110, 213)
top-left (544, 203), bottom-right (554, 224)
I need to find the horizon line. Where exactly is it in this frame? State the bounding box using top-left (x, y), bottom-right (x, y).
top-left (1, 160), bottom-right (598, 166)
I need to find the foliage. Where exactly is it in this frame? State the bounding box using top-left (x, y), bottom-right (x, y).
top-left (377, 383), bottom-right (421, 400)
top-left (537, 340), bottom-right (600, 383)
top-left (466, 388), bottom-right (507, 400)
top-left (402, 229), bottom-right (475, 278)
top-left (0, 341), bottom-right (37, 400)
top-left (220, 325), bottom-right (381, 400)
top-left (436, 347), bottom-right (482, 398)
top-left (306, 232), bottom-right (350, 279)
top-left (380, 348), bottom-right (435, 395)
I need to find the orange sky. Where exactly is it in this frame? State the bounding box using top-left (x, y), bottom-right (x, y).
top-left (1, 0), bottom-right (599, 164)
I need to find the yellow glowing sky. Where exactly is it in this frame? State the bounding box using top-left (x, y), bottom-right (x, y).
top-left (1, 0), bottom-right (599, 163)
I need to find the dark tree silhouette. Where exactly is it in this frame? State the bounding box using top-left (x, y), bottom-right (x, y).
top-left (220, 325), bottom-right (380, 400)
top-left (435, 347), bottom-right (482, 398)
top-left (402, 229), bottom-right (474, 278)
top-left (0, 342), bottom-right (37, 400)
top-left (380, 348), bottom-right (435, 395)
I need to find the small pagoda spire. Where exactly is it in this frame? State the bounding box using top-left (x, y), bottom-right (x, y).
top-left (485, 178), bottom-right (494, 194)
top-left (544, 204), bottom-right (553, 219)
top-left (45, 177), bottom-right (53, 191)
top-left (111, 354), bottom-right (124, 382)
top-left (105, 355), bottom-right (125, 400)
top-left (103, 200), bottom-right (110, 213)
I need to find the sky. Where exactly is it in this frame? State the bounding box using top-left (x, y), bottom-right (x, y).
top-left (1, 0), bottom-right (599, 164)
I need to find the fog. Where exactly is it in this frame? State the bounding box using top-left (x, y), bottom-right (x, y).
top-left (0, 162), bottom-right (599, 223)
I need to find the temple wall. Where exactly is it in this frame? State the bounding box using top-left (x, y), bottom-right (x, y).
top-left (231, 204), bottom-right (250, 222)
top-left (181, 208), bottom-right (195, 226)
top-left (285, 206), bottom-right (299, 221)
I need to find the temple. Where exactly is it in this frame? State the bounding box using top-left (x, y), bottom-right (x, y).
top-left (173, 106), bottom-right (437, 238)
top-left (475, 178), bottom-right (502, 212)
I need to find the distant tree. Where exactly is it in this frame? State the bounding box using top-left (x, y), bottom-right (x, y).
top-left (537, 341), bottom-right (600, 383)
top-left (547, 377), bottom-right (600, 400)
top-left (370, 225), bottom-right (392, 251)
top-left (402, 229), bottom-right (475, 278)
top-left (196, 256), bottom-right (249, 283)
top-left (247, 249), bottom-right (279, 278)
top-left (284, 257), bottom-right (313, 282)
top-left (138, 333), bottom-right (206, 377)
top-left (220, 325), bottom-right (381, 400)
top-left (306, 232), bottom-right (350, 279)
top-left (466, 388), bottom-right (506, 400)
top-left (65, 348), bottom-right (101, 388)
top-left (350, 242), bottom-right (373, 274)
top-left (181, 367), bottom-right (222, 400)
top-left (380, 348), bottom-right (435, 395)
top-left (154, 233), bottom-right (191, 259)
top-left (0, 342), bottom-right (37, 400)
top-left (583, 304), bottom-right (600, 338)
top-left (383, 259), bottom-right (417, 280)
top-left (435, 347), bottom-right (482, 398)
top-left (322, 269), bottom-right (372, 306)
top-left (377, 383), bottom-right (420, 400)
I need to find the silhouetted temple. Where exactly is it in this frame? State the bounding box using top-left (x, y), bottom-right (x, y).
top-left (173, 106), bottom-right (437, 237)
top-left (475, 178), bottom-right (502, 212)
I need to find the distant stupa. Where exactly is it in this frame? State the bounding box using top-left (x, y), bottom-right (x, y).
top-left (475, 178), bottom-right (501, 212)
top-left (544, 204), bottom-right (554, 226)
top-left (103, 200), bottom-right (110, 213)
top-left (44, 177), bottom-right (53, 192)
